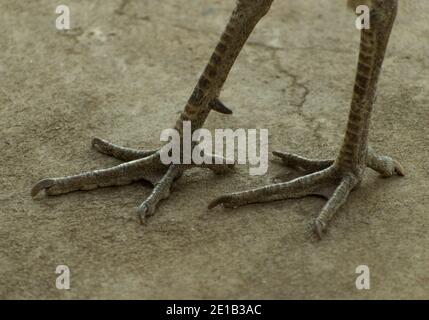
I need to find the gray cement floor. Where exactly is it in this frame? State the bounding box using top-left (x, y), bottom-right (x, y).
top-left (0, 0), bottom-right (428, 299)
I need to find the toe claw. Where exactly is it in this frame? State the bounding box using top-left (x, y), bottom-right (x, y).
top-left (208, 195), bottom-right (229, 209)
top-left (91, 137), bottom-right (107, 150)
top-left (138, 201), bottom-right (157, 223)
top-left (138, 204), bottom-right (149, 224)
top-left (314, 219), bottom-right (325, 239)
top-left (272, 151), bottom-right (290, 163)
top-left (394, 160), bottom-right (405, 177)
top-left (209, 195), bottom-right (239, 209)
top-left (209, 98), bottom-right (233, 115)
top-left (272, 151), bottom-right (284, 158)
top-left (31, 179), bottom-right (56, 197)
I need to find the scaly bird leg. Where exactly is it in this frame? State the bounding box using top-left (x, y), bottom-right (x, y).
top-left (32, 0), bottom-right (274, 221)
top-left (211, 0), bottom-right (403, 238)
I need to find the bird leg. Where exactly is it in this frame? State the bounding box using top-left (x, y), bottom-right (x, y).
top-left (31, 0), bottom-right (274, 222)
top-left (210, 0), bottom-right (403, 238)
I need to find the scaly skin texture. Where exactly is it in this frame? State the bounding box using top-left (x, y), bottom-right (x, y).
top-left (32, 0), bottom-right (403, 237)
top-left (210, 0), bottom-right (403, 238)
top-left (32, 0), bottom-right (272, 222)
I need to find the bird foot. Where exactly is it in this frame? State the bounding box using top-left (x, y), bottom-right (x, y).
top-left (31, 137), bottom-right (234, 223)
top-left (209, 147), bottom-right (404, 238)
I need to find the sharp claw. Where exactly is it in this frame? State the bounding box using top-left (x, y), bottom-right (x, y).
top-left (272, 151), bottom-right (290, 164)
top-left (208, 194), bottom-right (239, 209)
top-left (91, 137), bottom-right (107, 150)
top-left (31, 178), bottom-right (56, 197)
top-left (208, 196), bottom-right (229, 209)
top-left (272, 151), bottom-right (284, 158)
top-left (138, 202), bottom-right (157, 223)
top-left (314, 219), bottom-right (325, 240)
top-left (209, 98), bottom-right (233, 115)
top-left (138, 204), bottom-right (148, 224)
top-left (394, 160), bottom-right (405, 176)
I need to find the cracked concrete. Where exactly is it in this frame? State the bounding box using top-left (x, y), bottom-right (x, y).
top-left (1, 0), bottom-right (428, 299)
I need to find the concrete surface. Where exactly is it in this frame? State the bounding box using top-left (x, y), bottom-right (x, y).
top-left (0, 0), bottom-right (428, 299)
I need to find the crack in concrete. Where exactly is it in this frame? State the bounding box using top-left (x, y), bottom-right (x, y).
top-left (114, 0), bottom-right (131, 16)
top-left (270, 50), bottom-right (310, 112)
top-left (113, 6), bottom-right (318, 139)
top-left (247, 41), bottom-right (310, 112)
top-left (114, 0), bottom-right (150, 21)
top-left (266, 49), bottom-right (324, 143)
